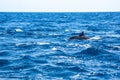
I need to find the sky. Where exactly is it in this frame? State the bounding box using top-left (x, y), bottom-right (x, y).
top-left (0, 0), bottom-right (120, 12)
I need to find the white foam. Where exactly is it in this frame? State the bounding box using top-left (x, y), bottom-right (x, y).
top-left (106, 34), bottom-right (120, 38)
top-left (51, 47), bottom-right (58, 51)
top-left (63, 16), bottom-right (67, 18)
top-left (113, 46), bottom-right (120, 49)
top-left (90, 36), bottom-right (101, 40)
top-left (49, 33), bottom-right (59, 36)
top-left (68, 43), bottom-right (91, 48)
top-left (15, 29), bottom-right (23, 32)
top-left (36, 42), bottom-right (50, 45)
top-left (15, 43), bottom-right (31, 46)
top-left (74, 30), bottom-right (81, 33)
top-left (65, 29), bottom-right (69, 32)
top-left (71, 73), bottom-right (80, 79)
top-left (83, 44), bottom-right (91, 48)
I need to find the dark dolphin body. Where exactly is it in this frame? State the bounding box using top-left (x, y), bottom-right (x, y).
top-left (69, 32), bottom-right (90, 40)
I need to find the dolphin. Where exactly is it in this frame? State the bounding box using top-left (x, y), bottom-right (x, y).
top-left (69, 32), bottom-right (90, 40)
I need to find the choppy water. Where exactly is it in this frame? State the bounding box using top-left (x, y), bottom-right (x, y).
top-left (0, 12), bottom-right (120, 80)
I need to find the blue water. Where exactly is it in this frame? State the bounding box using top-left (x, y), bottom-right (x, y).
top-left (0, 12), bottom-right (120, 80)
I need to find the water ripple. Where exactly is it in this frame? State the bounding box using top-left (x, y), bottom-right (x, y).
top-left (0, 12), bottom-right (120, 80)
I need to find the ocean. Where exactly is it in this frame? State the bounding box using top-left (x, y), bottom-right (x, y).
top-left (0, 12), bottom-right (120, 80)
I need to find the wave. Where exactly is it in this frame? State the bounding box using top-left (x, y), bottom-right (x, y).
top-left (74, 47), bottom-right (120, 62)
top-left (115, 30), bottom-right (120, 34)
top-left (66, 66), bottom-right (88, 73)
top-left (0, 12), bottom-right (120, 80)
top-left (105, 44), bottom-right (120, 51)
top-left (0, 59), bottom-right (10, 67)
top-left (0, 51), bottom-right (10, 56)
top-left (75, 47), bottom-right (104, 56)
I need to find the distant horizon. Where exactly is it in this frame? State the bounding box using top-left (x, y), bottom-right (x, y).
top-left (0, 0), bottom-right (120, 12)
top-left (0, 11), bottom-right (120, 13)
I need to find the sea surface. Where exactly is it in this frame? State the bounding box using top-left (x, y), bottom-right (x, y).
top-left (0, 12), bottom-right (120, 80)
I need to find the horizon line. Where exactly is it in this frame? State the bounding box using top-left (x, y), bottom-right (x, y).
top-left (0, 11), bottom-right (120, 13)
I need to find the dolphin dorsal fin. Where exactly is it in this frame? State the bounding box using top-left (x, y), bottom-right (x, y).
top-left (79, 32), bottom-right (84, 36)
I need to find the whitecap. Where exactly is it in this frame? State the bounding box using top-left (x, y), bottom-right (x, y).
top-left (63, 16), bottom-right (67, 18)
top-left (36, 42), bottom-right (50, 45)
top-left (83, 44), bottom-right (91, 48)
top-left (15, 29), bottom-right (23, 32)
top-left (113, 46), bottom-right (120, 49)
top-left (15, 43), bottom-right (31, 46)
top-left (49, 33), bottom-right (59, 36)
top-left (76, 44), bottom-right (91, 48)
top-left (73, 30), bottom-right (81, 33)
top-left (71, 73), bottom-right (80, 79)
top-left (65, 29), bottom-right (69, 32)
top-left (90, 36), bottom-right (101, 40)
top-left (68, 43), bottom-right (91, 48)
top-left (106, 34), bottom-right (120, 38)
top-left (51, 47), bottom-right (58, 51)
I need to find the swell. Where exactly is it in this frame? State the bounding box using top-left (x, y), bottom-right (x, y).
top-left (0, 12), bottom-right (120, 80)
top-left (74, 47), bottom-right (120, 62)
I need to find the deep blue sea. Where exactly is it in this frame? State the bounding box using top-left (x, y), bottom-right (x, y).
top-left (0, 12), bottom-right (120, 80)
